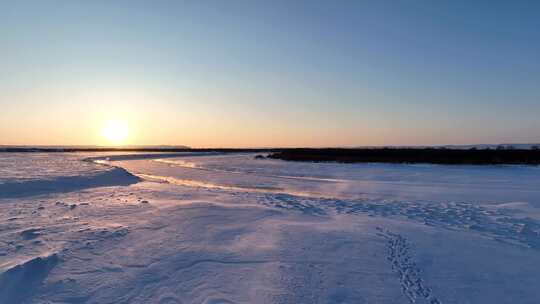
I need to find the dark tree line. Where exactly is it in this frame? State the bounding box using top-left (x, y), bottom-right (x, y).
top-left (267, 148), bottom-right (540, 165)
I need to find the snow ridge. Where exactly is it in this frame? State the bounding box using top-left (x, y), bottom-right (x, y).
top-left (0, 254), bottom-right (59, 304)
top-left (0, 167), bottom-right (140, 198)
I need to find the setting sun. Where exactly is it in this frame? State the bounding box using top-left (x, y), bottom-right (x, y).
top-left (102, 120), bottom-right (129, 145)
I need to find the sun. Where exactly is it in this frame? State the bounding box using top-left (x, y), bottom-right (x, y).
top-left (102, 120), bottom-right (129, 145)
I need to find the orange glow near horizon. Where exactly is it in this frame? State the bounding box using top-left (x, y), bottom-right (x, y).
top-left (101, 120), bottom-right (129, 145)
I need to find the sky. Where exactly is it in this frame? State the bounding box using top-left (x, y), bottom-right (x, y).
top-left (1, 0), bottom-right (539, 147)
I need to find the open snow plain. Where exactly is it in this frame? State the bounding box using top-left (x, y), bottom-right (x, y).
top-left (1, 153), bottom-right (540, 304)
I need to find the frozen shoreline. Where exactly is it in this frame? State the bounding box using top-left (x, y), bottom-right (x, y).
top-left (0, 152), bottom-right (212, 198)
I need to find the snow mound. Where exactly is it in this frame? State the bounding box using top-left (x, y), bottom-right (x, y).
top-left (0, 167), bottom-right (140, 198)
top-left (0, 254), bottom-right (59, 303)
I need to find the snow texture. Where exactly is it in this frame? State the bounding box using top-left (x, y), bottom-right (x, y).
top-left (1, 153), bottom-right (540, 303)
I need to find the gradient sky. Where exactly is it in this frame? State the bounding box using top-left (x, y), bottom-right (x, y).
top-left (1, 0), bottom-right (539, 147)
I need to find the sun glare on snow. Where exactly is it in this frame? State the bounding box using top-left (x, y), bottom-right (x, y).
top-left (102, 120), bottom-right (129, 145)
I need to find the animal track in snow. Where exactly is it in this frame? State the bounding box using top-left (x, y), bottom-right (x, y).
top-left (377, 227), bottom-right (442, 304)
top-left (255, 192), bottom-right (540, 250)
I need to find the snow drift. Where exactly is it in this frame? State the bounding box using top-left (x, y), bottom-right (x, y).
top-left (0, 167), bottom-right (140, 198)
top-left (0, 254), bottom-right (59, 304)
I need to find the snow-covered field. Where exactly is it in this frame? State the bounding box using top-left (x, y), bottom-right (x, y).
top-left (1, 153), bottom-right (540, 303)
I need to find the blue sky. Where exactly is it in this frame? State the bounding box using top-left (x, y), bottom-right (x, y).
top-left (1, 0), bottom-right (539, 147)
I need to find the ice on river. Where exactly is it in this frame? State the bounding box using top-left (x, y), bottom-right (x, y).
top-left (1, 153), bottom-right (540, 303)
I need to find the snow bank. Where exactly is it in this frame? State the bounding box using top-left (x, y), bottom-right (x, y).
top-left (0, 167), bottom-right (139, 198)
top-left (0, 254), bottom-right (59, 304)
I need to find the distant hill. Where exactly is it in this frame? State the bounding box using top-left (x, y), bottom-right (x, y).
top-left (0, 145), bottom-right (190, 149)
top-left (0, 146), bottom-right (271, 153)
top-left (0, 145), bottom-right (190, 153)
